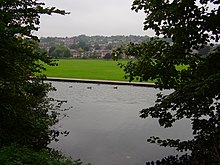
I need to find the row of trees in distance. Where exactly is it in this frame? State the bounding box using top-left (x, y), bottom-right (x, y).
top-left (40, 35), bottom-right (151, 59)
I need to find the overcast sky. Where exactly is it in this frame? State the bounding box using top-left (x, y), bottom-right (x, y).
top-left (36, 0), bottom-right (155, 37)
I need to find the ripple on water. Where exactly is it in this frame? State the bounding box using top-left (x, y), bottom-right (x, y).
top-left (48, 81), bottom-right (192, 165)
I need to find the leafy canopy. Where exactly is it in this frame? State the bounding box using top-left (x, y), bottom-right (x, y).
top-left (49, 45), bottom-right (71, 58)
top-left (0, 0), bottom-right (68, 149)
top-left (0, 144), bottom-right (82, 165)
top-left (113, 0), bottom-right (220, 164)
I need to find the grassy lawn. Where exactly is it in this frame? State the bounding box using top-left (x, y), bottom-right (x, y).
top-left (42, 59), bottom-right (128, 81)
top-left (42, 59), bottom-right (187, 82)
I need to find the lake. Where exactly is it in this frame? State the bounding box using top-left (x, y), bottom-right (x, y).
top-left (48, 81), bottom-right (192, 165)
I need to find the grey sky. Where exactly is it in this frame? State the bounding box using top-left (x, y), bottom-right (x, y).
top-left (37, 0), bottom-right (155, 37)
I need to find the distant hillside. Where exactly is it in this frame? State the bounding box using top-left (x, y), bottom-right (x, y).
top-left (40, 35), bottom-right (150, 49)
top-left (39, 35), bottom-right (151, 59)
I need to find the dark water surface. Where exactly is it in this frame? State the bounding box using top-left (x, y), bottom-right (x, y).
top-left (48, 81), bottom-right (192, 165)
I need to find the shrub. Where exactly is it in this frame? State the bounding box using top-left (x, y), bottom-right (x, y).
top-left (0, 144), bottom-right (82, 165)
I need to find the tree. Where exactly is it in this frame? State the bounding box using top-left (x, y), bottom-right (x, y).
top-left (0, 0), bottom-right (67, 150)
top-left (0, 144), bottom-right (82, 165)
top-left (69, 41), bottom-right (90, 52)
top-left (49, 45), bottom-right (71, 58)
top-left (113, 0), bottom-right (220, 164)
top-left (103, 53), bottom-right (112, 59)
top-left (94, 43), bottom-right (101, 50)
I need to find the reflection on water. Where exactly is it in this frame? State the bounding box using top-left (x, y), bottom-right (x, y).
top-left (48, 81), bottom-right (192, 165)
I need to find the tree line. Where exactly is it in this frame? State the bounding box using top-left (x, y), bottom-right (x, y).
top-left (114, 0), bottom-right (220, 164)
top-left (40, 35), bottom-right (151, 59)
top-left (0, 0), bottom-right (81, 164)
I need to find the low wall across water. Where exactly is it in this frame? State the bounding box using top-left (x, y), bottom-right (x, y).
top-left (46, 77), bottom-right (156, 87)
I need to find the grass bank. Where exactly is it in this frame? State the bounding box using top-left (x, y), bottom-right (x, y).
top-left (42, 59), bottom-right (128, 81)
top-left (42, 59), bottom-right (187, 82)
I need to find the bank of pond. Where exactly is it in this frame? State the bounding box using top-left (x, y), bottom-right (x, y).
top-left (42, 59), bottom-right (187, 84)
top-left (43, 59), bottom-right (128, 81)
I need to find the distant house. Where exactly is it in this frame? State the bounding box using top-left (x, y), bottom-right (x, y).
top-left (70, 49), bottom-right (81, 58)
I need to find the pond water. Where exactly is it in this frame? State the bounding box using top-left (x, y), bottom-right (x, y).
top-left (48, 81), bottom-right (192, 165)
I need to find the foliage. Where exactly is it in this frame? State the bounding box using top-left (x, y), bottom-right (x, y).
top-left (49, 45), bottom-right (71, 58)
top-left (0, 144), bottom-right (82, 165)
top-left (0, 0), bottom-right (68, 149)
top-left (113, 0), bottom-right (220, 164)
top-left (70, 42), bottom-right (90, 52)
top-left (40, 35), bottom-right (150, 55)
top-left (103, 53), bottom-right (112, 59)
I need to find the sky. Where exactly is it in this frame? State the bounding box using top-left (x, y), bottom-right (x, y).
top-left (37, 0), bottom-right (155, 37)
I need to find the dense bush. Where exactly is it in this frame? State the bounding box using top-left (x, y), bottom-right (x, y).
top-left (0, 1), bottom-right (80, 164)
top-left (0, 0), bottom-right (66, 150)
top-left (0, 144), bottom-right (82, 165)
top-left (49, 45), bottom-right (71, 58)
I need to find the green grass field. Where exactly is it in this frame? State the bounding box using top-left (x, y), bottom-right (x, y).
top-left (42, 59), bottom-right (128, 81)
top-left (42, 59), bottom-right (187, 82)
